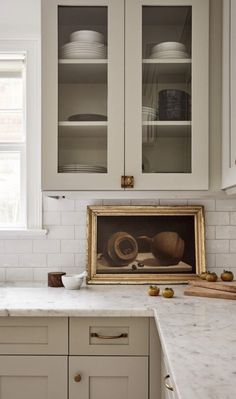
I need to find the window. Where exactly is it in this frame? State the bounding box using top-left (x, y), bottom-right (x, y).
top-left (0, 54), bottom-right (26, 227)
top-left (0, 40), bottom-right (45, 235)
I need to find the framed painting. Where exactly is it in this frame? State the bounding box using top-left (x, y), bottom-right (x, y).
top-left (87, 205), bottom-right (205, 284)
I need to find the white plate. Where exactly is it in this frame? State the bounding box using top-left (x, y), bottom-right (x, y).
top-left (152, 41), bottom-right (186, 52)
top-left (61, 53), bottom-right (106, 59)
top-left (70, 30), bottom-right (104, 44)
top-left (62, 42), bottom-right (106, 49)
top-left (150, 52), bottom-right (189, 59)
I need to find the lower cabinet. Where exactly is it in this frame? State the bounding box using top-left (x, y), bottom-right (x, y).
top-left (0, 356), bottom-right (67, 399)
top-left (0, 317), bottom-right (164, 399)
top-left (161, 351), bottom-right (178, 399)
top-left (69, 356), bottom-right (148, 399)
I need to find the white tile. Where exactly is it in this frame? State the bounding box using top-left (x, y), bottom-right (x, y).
top-left (0, 255), bottom-right (18, 267)
top-left (75, 225), bottom-right (87, 239)
top-left (75, 253), bottom-right (87, 267)
top-left (0, 242), bottom-right (4, 253)
top-left (43, 211), bottom-right (61, 226)
top-left (33, 267), bottom-right (61, 282)
top-left (61, 212), bottom-right (86, 226)
top-left (18, 254), bottom-right (47, 267)
top-left (130, 199), bottom-right (160, 205)
top-left (33, 240), bottom-right (60, 253)
top-left (75, 199), bottom-right (102, 211)
top-left (0, 269), bottom-right (5, 281)
top-left (205, 240), bottom-right (229, 253)
top-left (205, 212), bottom-right (230, 226)
top-left (216, 226), bottom-right (236, 239)
top-left (230, 212), bottom-right (236, 225)
top-left (215, 253), bottom-right (236, 268)
top-left (205, 226), bottom-right (215, 240)
top-left (60, 266), bottom-right (83, 275)
top-left (47, 254), bottom-right (75, 267)
top-left (187, 199), bottom-right (215, 211)
top-left (4, 240), bottom-right (32, 254)
top-left (46, 226), bottom-right (74, 239)
top-left (102, 199), bottom-right (131, 205)
top-left (6, 268), bottom-right (33, 282)
top-left (230, 240), bottom-right (236, 252)
top-left (216, 199), bottom-right (236, 211)
top-left (43, 196), bottom-right (75, 211)
top-left (159, 199), bottom-right (188, 206)
top-left (205, 254), bottom-right (216, 269)
top-left (61, 240), bottom-right (87, 254)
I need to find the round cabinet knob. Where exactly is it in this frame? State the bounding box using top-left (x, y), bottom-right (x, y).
top-left (74, 374), bottom-right (82, 383)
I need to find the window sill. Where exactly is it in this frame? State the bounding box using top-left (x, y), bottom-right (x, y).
top-left (0, 229), bottom-right (48, 238)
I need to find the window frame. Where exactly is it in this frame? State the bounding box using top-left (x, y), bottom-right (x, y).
top-left (0, 39), bottom-right (46, 237)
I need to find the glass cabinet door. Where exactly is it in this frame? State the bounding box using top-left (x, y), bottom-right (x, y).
top-left (42, 0), bottom-right (124, 190)
top-left (125, 0), bottom-right (209, 190)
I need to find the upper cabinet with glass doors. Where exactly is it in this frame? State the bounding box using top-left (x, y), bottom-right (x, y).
top-left (42, 0), bottom-right (209, 191)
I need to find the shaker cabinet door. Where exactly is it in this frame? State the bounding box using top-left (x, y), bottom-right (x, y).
top-left (69, 356), bottom-right (148, 399)
top-left (42, 0), bottom-right (124, 190)
top-left (125, 0), bottom-right (209, 190)
top-left (0, 356), bottom-right (67, 399)
top-left (222, 0), bottom-right (236, 191)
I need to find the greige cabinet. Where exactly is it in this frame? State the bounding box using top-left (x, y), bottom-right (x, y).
top-left (0, 356), bottom-right (67, 399)
top-left (222, 0), bottom-right (236, 193)
top-left (69, 356), bottom-right (148, 399)
top-left (42, 0), bottom-right (209, 191)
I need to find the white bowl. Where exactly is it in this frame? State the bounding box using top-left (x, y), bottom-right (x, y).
top-left (70, 30), bottom-right (104, 44)
top-left (152, 41), bottom-right (186, 52)
top-left (62, 275), bottom-right (84, 290)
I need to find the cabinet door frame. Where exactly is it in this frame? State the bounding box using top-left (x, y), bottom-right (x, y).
top-left (125, 0), bottom-right (209, 190)
top-left (69, 355), bottom-right (148, 399)
top-left (42, 0), bottom-right (124, 190)
top-left (222, 0), bottom-right (236, 190)
top-left (0, 356), bottom-right (67, 399)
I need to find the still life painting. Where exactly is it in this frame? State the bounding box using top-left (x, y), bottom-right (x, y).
top-left (87, 206), bottom-right (205, 284)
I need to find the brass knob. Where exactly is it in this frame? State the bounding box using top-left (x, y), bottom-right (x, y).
top-left (164, 375), bottom-right (173, 391)
top-left (121, 175), bottom-right (134, 188)
top-left (74, 374), bottom-right (82, 383)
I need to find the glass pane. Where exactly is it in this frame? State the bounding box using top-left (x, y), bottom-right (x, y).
top-left (0, 77), bottom-right (23, 109)
top-left (58, 6), bottom-right (108, 174)
top-left (142, 6), bottom-right (192, 174)
top-left (0, 152), bottom-right (21, 227)
top-left (0, 111), bottom-right (23, 142)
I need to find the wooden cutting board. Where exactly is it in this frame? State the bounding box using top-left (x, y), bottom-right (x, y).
top-left (184, 286), bottom-right (236, 300)
top-left (189, 280), bottom-right (236, 293)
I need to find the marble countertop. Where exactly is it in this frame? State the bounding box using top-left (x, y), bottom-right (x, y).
top-left (0, 284), bottom-right (235, 399)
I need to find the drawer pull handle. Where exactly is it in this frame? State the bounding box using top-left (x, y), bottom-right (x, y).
top-left (91, 332), bottom-right (128, 339)
top-left (74, 374), bottom-right (82, 383)
top-left (164, 375), bottom-right (174, 391)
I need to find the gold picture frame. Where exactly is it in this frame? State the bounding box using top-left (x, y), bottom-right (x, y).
top-left (87, 205), bottom-right (206, 284)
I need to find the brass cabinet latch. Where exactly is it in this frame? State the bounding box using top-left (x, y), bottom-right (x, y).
top-left (121, 175), bottom-right (134, 188)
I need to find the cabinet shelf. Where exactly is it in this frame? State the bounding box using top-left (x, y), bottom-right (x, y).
top-left (142, 121), bottom-right (191, 138)
top-left (143, 59), bottom-right (191, 83)
top-left (58, 59), bottom-right (108, 83)
top-left (59, 121), bottom-right (107, 138)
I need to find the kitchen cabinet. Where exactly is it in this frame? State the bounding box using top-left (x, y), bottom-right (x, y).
top-left (69, 356), bottom-right (148, 399)
top-left (42, 0), bottom-right (209, 191)
top-left (222, 0), bottom-right (236, 192)
top-left (0, 356), bottom-right (67, 399)
top-left (161, 351), bottom-right (178, 399)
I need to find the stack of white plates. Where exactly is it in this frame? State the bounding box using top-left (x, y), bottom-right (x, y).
top-left (61, 30), bottom-right (107, 59)
top-left (150, 41), bottom-right (189, 59)
top-left (142, 106), bottom-right (157, 121)
top-left (58, 164), bottom-right (107, 173)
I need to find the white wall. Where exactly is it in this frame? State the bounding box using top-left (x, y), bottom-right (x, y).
top-left (0, 0), bottom-right (40, 38)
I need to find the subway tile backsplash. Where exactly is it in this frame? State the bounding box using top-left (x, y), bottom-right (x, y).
top-left (0, 197), bottom-right (236, 283)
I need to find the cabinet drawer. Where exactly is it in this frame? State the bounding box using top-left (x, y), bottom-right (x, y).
top-left (0, 317), bottom-right (68, 354)
top-left (69, 317), bottom-right (149, 355)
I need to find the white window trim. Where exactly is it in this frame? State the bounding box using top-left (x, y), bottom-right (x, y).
top-left (0, 39), bottom-right (47, 237)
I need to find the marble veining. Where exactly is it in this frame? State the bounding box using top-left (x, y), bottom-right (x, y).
top-left (0, 284), bottom-right (235, 399)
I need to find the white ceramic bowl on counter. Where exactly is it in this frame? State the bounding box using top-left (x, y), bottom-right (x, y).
top-left (62, 272), bottom-right (87, 290)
